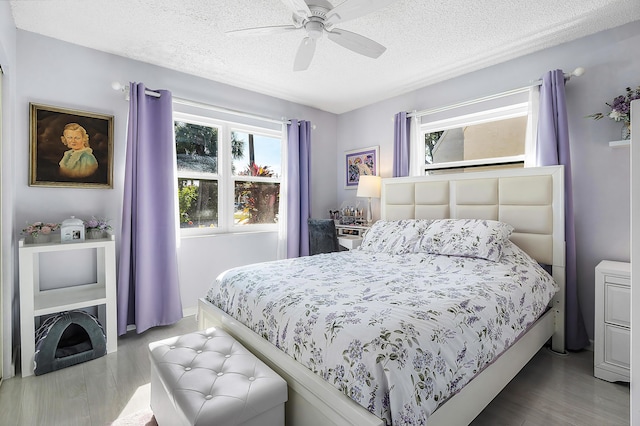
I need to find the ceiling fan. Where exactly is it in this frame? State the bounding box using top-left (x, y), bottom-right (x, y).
top-left (226, 0), bottom-right (396, 71)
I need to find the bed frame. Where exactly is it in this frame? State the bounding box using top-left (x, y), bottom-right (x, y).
top-left (197, 165), bottom-right (566, 425)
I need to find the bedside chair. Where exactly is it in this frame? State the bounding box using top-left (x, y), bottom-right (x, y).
top-left (308, 219), bottom-right (340, 255)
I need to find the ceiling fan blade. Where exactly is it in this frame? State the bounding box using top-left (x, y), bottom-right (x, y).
top-left (293, 37), bottom-right (317, 71)
top-left (327, 28), bottom-right (386, 58)
top-left (281, 0), bottom-right (312, 19)
top-left (325, 0), bottom-right (397, 26)
top-left (226, 25), bottom-right (299, 37)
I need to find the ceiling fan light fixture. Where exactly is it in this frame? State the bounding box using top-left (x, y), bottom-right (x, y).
top-left (305, 21), bottom-right (324, 39)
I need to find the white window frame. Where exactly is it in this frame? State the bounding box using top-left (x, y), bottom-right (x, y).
top-left (174, 112), bottom-right (282, 236)
top-left (419, 101), bottom-right (532, 173)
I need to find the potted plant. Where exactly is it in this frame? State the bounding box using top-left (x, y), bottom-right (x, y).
top-left (22, 221), bottom-right (60, 244)
top-left (84, 217), bottom-right (112, 239)
top-left (588, 85), bottom-right (640, 140)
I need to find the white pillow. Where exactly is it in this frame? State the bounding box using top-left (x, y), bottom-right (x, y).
top-left (359, 219), bottom-right (433, 255)
top-left (415, 219), bottom-right (514, 261)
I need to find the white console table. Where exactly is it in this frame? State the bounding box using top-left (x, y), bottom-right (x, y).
top-left (19, 236), bottom-right (117, 377)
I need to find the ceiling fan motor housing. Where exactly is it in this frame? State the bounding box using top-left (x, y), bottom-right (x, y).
top-left (305, 0), bottom-right (334, 11)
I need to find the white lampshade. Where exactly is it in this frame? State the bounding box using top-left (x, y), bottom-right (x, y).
top-left (356, 175), bottom-right (381, 199)
top-left (357, 175), bottom-right (381, 224)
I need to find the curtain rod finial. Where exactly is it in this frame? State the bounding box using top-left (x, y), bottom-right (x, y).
top-left (111, 81), bottom-right (125, 91)
top-left (571, 67), bottom-right (585, 77)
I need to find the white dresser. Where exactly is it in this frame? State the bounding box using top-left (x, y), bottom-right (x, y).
top-left (594, 260), bottom-right (631, 382)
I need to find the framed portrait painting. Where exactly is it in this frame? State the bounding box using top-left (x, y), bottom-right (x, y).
top-left (29, 103), bottom-right (114, 188)
top-left (345, 146), bottom-right (379, 188)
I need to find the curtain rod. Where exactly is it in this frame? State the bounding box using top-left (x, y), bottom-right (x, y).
top-left (112, 82), bottom-right (291, 125)
top-left (173, 96), bottom-right (290, 125)
top-left (407, 67), bottom-right (584, 119)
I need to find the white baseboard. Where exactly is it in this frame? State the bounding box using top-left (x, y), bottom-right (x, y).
top-left (585, 339), bottom-right (594, 352)
top-left (125, 308), bottom-right (197, 333)
top-left (183, 306), bottom-right (197, 318)
top-left (7, 345), bottom-right (18, 379)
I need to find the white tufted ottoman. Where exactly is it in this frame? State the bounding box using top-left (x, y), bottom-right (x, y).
top-left (149, 327), bottom-right (288, 426)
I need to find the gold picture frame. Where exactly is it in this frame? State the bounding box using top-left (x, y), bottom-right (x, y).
top-left (29, 103), bottom-right (114, 188)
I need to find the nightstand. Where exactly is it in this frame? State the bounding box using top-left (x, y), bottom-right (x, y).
top-left (335, 224), bottom-right (369, 250)
top-left (594, 260), bottom-right (631, 382)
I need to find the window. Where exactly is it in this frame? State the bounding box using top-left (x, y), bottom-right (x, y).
top-left (175, 113), bottom-right (281, 235)
top-left (419, 90), bottom-right (534, 173)
top-left (176, 119), bottom-right (219, 229)
top-left (231, 130), bottom-right (281, 226)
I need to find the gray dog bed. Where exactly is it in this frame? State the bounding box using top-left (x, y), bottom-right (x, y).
top-left (33, 310), bottom-right (106, 375)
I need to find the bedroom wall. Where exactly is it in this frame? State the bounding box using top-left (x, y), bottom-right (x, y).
top-left (2, 10), bottom-right (635, 381)
top-left (7, 29), bottom-right (338, 365)
top-left (336, 20), bottom-right (638, 342)
top-left (0, 0), bottom-right (18, 379)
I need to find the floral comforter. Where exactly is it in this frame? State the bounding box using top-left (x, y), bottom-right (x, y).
top-left (206, 241), bottom-right (557, 425)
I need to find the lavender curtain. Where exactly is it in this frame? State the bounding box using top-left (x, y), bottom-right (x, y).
top-left (286, 120), bottom-right (311, 258)
top-left (393, 111), bottom-right (411, 177)
top-left (117, 82), bottom-right (183, 335)
top-left (537, 69), bottom-right (589, 351)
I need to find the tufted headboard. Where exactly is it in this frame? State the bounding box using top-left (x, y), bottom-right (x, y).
top-left (380, 165), bottom-right (567, 352)
top-left (380, 166), bottom-right (565, 268)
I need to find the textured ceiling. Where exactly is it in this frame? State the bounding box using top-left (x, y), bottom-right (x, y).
top-left (9, 0), bottom-right (640, 114)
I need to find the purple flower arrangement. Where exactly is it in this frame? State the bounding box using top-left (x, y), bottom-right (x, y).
top-left (84, 216), bottom-right (112, 231)
top-left (589, 86), bottom-right (640, 125)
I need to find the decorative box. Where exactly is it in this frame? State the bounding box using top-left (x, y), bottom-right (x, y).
top-left (60, 216), bottom-right (85, 243)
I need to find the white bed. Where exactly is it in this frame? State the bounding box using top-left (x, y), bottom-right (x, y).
top-left (197, 165), bottom-right (566, 425)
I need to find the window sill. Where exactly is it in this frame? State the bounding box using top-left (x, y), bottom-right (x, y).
top-left (180, 229), bottom-right (278, 240)
top-left (609, 140), bottom-right (630, 148)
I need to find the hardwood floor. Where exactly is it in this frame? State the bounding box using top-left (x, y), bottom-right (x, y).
top-left (471, 348), bottom-right (629, 426)
top-left (0, 316), bottom-right (629, 425)
top-left (0, 316), bottom-right (197, 426)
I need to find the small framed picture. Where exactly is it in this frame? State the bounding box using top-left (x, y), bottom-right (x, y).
top-left (60, 216), bottom-right (86, 243)
top-left (29, 103), bottom-right (114, 188)
top-left (345, 146), bottom-right (379, 188)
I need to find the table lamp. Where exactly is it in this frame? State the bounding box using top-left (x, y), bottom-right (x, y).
top-left (357, 175), bottom-right (381, 224)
